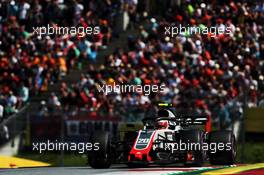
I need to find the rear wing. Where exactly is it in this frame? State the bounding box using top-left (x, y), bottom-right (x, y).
top-left (156, 103), bottom-right (208, 125)
top-left (179, 115), bottom-right (208, 125)
top-left (155, 116), bottom-right (208, 125)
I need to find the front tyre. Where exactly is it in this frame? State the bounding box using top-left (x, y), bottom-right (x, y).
top-left (88, 131), bottom-right (111, 168)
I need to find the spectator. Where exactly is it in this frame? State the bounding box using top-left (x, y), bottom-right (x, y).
top-left (6, 91), bottom-right (18, 114)
top-left (38, 100), bottom-right (48, 118)
top-left (48, 92), bottom-right (61, 112)
top-left (19, 83), bottom-right (29, 103)
top-left (218, 102), bottom-right (231, 129)
top-left (0, 104), bottom-right (4, 122)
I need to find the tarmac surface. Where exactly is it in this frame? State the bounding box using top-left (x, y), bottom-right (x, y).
top-left (1, 164), bottom-right (264, 175)
top-left (0, 165), bottom-right (221, 175)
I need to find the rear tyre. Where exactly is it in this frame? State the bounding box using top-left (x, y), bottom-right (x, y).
top-left (181, 130), bottom-right (206, 167)
top-left (88, 131), bottom-right (111, 168)
top-left (208, 131), bottom-right (236, 165)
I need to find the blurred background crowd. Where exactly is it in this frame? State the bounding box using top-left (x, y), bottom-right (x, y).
top-left (0, 0), bottom-right (119, 121)
top-left (1, 0), bottom-right (264, 130)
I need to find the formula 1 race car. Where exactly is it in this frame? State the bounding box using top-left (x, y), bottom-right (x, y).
top-left (88, 103), bottom-right (236, 168)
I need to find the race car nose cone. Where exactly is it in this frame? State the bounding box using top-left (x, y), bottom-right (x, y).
top-left (135, 152), bottom-right (143, 159)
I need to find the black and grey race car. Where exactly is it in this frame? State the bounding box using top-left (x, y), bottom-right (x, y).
top-left (88, 103), bottom-right (236, 168)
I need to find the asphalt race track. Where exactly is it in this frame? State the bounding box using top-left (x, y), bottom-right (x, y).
top-left (2, 163), bottom-right (264, 175)
top-left (0, 165), bottom-right (227, 175)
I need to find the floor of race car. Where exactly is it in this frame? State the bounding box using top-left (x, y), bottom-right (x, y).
top-left (0, 164), bottom-right (264, 175)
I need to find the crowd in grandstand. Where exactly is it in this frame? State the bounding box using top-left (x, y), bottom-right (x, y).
top-left (52, 1), bottom-right (264, 129)
top-left (0, 0), bottom-right (133, 121)
top-left (1, 0), bottom-right (264, 130)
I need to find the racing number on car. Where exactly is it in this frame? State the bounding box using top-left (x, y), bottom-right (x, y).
top-left (135, 131), bottom-right (154, 149)
top-left (138, 138), bottom-right (150, 144)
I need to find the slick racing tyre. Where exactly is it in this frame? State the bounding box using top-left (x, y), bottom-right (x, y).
top-left (208, 130), bottom-right (236, 165)
top-left (181, 130), bottom-right (206, 167)
top-left (88, 131), bottom-right (111, 168)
